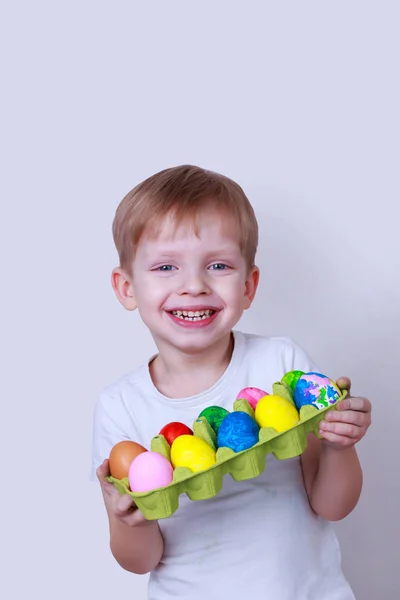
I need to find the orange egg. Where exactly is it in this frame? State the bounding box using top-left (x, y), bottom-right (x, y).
top-left (109, 440), bottom-right (147, 480)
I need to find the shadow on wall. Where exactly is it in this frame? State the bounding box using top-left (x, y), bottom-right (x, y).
top-left (239, 185), bottom-right (400, 600)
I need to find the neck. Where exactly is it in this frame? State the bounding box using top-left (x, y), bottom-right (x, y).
top-left (149, 332), bottom-right (234, 398)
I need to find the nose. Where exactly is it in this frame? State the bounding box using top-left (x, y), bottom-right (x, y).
top-left (178, 268), bottom-right (210, 296)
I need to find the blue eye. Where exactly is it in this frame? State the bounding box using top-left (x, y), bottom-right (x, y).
top-left (157, 264), bottom-right (176, 271)
top-left (209, 263), bottom-right (228, 270)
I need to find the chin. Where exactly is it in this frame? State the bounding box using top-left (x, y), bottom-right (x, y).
top-left (172, 329), bottom-right (233, 353)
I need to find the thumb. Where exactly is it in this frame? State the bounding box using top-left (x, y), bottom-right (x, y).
top-left (96, 458), bottom-right (111, 482)
top-left (336, 376), bottom-right (351, 394)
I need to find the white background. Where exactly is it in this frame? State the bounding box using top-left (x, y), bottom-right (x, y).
top-left (1, 2), bottom-right (399, 599)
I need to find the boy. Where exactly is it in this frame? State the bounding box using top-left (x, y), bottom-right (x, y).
top-left (91, 165), bottom-right (371, 599)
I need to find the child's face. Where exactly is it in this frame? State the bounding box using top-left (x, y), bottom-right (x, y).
top-left (114, 211), bottom-right (259, 356)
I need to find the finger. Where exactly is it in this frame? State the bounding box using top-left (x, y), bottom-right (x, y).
top-left (115, 495), bottom-right (149, 527)
top-left (319, 430), bottom-right (355, 446)
top-left (127, 507), bottom-right (149, 527)
top-left (319, 420), bottom-right (362, 438)
top-left (325, 409), bottom-right (371, 427)
top-left (336, 376), bottom-right (351, 393)
top-left (336, 396), bottom-right (371, 413)
top-left (115, 492), bottom-right (136, 516)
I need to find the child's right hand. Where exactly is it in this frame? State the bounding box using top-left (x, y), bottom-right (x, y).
top-left (96, 459), bottom-right (149, 527)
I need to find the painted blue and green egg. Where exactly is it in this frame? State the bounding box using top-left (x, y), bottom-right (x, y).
top-left (290, 372), bottom-right (341, 410)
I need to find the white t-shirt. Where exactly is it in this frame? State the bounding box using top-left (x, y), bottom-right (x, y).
top-left (91, 331), bottom-right (355, 600)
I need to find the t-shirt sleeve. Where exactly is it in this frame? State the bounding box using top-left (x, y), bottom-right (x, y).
top-left (89, 389), bottom-right (133, 482)
top-left (282, 337), bottom-right (321, 375)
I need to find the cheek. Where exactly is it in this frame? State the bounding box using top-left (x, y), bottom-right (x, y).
top-left (216, 277), bottom-right (246, 306)
top-left (137, 287), bottom-right (160, 305)
top-left (136, 276), bottom-right (170, 307)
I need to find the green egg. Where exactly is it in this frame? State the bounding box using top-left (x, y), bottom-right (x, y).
top-left (198, 405), bottom-right (230, 434)
top-left (282, 370), bottom-right (304, 391)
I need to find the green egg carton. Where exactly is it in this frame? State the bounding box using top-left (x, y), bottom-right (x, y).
top-left (108, 383), bottom-right (347, 520)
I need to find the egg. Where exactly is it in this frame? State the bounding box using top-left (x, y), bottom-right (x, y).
top-left (171, 435), bottom-right (216, 472)
top-left (109, 440), bottom-right (148, 480)
top-left (198, 406), bottom-right (230, 434)
top-left (217, 411), bottom-right (260, 452)
top-left (294, 372), bottom-right (341, 410)
top-left (128, 451), bottom-right (173, 492)
top-left (159, 421), bottom-right (193, 445)
top-left (255, 394), bottom-right (300, 431)
top-left (235, 387), bottom-right (268, 409)
top-left (281, 370), bottom-right (304, 391)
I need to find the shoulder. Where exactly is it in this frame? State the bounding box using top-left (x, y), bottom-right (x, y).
top-left (93, 363), bottom-right (151, 435)
top-left (241, 331), bottom-right (300, 353)
top-left (99, 356), bottom-right (156, 403)
top-left (238, 331), bottom-right (320, 373)
top-left (100, 364), bottom-right (148, 401)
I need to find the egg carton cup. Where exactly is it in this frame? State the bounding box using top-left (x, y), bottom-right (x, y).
top-left (108, 385), bottom-right (347, 520)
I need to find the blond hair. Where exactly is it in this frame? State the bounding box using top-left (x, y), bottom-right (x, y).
top-left (112, 165), bottom-right (258, 277)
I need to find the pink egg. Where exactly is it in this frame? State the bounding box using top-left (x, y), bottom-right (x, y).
top-left (128, 451), bottom-right (173, 492)
top-left (236, 387), bottom-right (269, 409)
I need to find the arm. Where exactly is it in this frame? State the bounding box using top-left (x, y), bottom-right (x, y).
top-left (98, 460), bottom-right (164, 574)
top-left (301, 377), bottom-right (371, 521)
top-left (108, 511), bottom-right (164, 574)
top-left (301, 434), bottom-right (362, 521)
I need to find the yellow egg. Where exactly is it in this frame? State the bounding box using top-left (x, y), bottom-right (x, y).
top-left (255, 394), bottom-right (300, 432)
top-left (171, 435), bottom-right (216, 472)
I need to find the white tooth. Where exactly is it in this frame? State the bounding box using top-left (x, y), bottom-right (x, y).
top-left (176, 310), bottom-right (182, 316)
top-left (201, 315), bottom-right (207, 319)
top-left (205, 310), bottom-right (210, 316)
top-left (183, 311), bottom-right (188, 316)
top-left (188, 311), bottom-right (194, 317)
top-left (194, 311), bottom-right (200, 317)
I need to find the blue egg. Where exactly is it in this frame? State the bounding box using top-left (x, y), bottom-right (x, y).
top-left (217, 411), bottom-right (260, 452)
top-left (294, 372), bottom-right (341, 410)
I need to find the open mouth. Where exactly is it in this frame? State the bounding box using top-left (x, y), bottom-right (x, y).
top-left (169, 309), bottom-right (216, 322)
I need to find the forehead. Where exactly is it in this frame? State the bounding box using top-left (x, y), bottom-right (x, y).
top-left (139, 209), bottom-right (241, 250)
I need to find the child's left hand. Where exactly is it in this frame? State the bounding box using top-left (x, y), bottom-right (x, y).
top-left (318, 376), bottom-right (372, 449)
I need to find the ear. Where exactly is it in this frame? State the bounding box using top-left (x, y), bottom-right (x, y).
top-left (111, 267), bottom-right (137, 311)
top-left (243, 265), bottom-right (259, 310)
